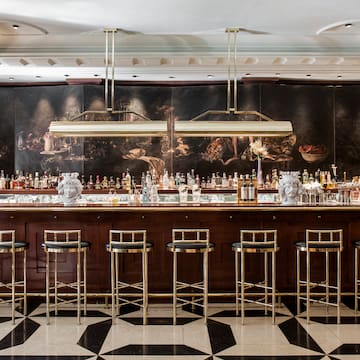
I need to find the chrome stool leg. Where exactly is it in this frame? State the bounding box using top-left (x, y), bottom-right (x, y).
top-left (272, 250), bottom-right (276, 325)
top-left (11, 250), bottom-right (15, 324)
top-left (235, 250), bottom-right (239, 316)
top-left (356, 247), bottom-right (359, 313)
top-left (173, 250), bottom-right (177, 325)
top-left (46, 251), bottom-right (50, 325)
top-left (240, 250), bottom-right (245, 325)
top-left (203, 250), bottom-right (208, 323)
top-left (296, 248), bottom-right (300, 316)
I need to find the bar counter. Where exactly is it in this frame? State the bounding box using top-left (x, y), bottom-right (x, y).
top-left (1, 202), bottom-right (359, 297)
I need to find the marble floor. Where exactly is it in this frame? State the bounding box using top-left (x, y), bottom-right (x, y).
top-left (0, 297), bottom-right (359, 359)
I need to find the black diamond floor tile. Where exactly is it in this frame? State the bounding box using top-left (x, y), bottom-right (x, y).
top-left (102, 344), bottom-right (208, 356)
top-left (0, 318), bottom-right (40, 351)
top-left (78, 319), bottom-right (112, 354)
top-left (279, 318), bottom-right (324, 354)
top-left (33, 310), bottom-right (110, 318)
top-left (217, 356), bottom-right (325, 359)
top-left (330, 343), bottom-right (360, 355)
top-left (207, 318), bottom-right (236, 354)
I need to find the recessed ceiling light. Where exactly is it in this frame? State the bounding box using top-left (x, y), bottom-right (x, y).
top-left (12, 24), bottom-right (19, 30)
top-left (93, 74), bottom-right (100, 77)
top-left (345, 23), bottom-right (353, 28)
top-left (8, 76), bottom-right (14, 81)
top-left (64, 74), bottom-right (70, 77)
top-left (306, 74), bottom-right (311, 77)
top-left (245, 73), bottom-right (251, 76)
top-left (168, 76), bottom-right (175, 79)
top-left (337, 75), bottom-right (342, 78)
top-left (275, 73), bottom-right (281, 76)
top-left (207, 74), bottom-right (214, 79)
top-left (132, 75), bottom-right (138, 78)
top-left (35, 75), bottom-right (41, 78)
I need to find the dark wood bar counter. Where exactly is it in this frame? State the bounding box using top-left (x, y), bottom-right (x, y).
top-left (1, 202), bottom-right (359, 298)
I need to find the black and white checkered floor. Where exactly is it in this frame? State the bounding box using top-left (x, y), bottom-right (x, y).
top-left (0, 297), bottom-right (359, 359)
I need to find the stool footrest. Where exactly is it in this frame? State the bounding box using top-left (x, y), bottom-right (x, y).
top-left (116, 281), bottom-right (144, 292)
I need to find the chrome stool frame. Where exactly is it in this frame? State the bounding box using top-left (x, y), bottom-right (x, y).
top-left (0, 230), bottom-right (28, 324)
top-left (107, 230), bottom-right (152, 325)
top-left (354, 241), bottom-right (360, 313)
top-left (43, 230), bottom-right (89, 325)
top-left (296, 229), bottom-right (343, 324)
top-left (232, 230), bottom-right (278, 325)
top-left (167, 228), bottom-right (214, 325)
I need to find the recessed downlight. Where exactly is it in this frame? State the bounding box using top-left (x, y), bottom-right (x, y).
top-left (345, 23), bottom-right (353, 28)
top-left (64, 74), bottom-right (70, 77)
top-left (245, 73), bottom-right (251, 76)
top-left (207, 74), bottom-right (214, 79)
top-left (306, 74), bottom-right (311, 77)
top-left (94, 74), bottom-right (100, 77)
top-left (168, 76), bottom-right (175, 79)
top-left (337, 75), bottom-right (342, 78)
top-left (35, 75), bottom-right (41, 78)
top-left (12, 24), bottom-right (19, 30)
top-left (132, 75), bottom-right (139, 78)
top-left (8, 76), bottom-right (14, 81)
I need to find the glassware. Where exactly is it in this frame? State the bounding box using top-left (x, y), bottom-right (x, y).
top-left (192, 185), bottom-right (201, 203)
top-left (178, 185), bottom-right (188, 203)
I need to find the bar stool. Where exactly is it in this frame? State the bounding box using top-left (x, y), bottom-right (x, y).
top-left (0, 230), bottom-right (28, 324)
top-left (296, 229), bottom-right (343, 324)
top-left (166, 228), bottom-right (214, 325)
top-left (232, 229), bottom-right (279, 325)
top-left (42, 230), bottom-right (90, 325)
top-left (106, 230), bottom-right (153, 324)
top-left (354, 240), bottom-right (360, 313)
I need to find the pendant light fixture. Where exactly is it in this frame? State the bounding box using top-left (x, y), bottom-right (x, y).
top-left (49, 28), bottom-right (292, 137)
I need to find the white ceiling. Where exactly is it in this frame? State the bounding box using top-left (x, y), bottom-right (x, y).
top-left (0, 0), bottom-right (360, 83)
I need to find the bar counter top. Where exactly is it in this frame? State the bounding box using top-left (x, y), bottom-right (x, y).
top-left (0, 201), bottom-right (358, 212)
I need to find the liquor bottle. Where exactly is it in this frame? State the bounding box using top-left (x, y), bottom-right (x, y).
top-left (34, 171), bottom-right (40, 189)
top-left (95, 175), bottom-right (101, 190)
top-left (41, 171), bottom-right (48, 189)
top-left (221, 172), bottom-right (229, 188)
top-left (102, 176), bottom-right (109, 190)
top-left (87, 175), bottom-right (94, 190)
top-left (109, 176), bottom-right (115, 190)
top-left (24, 173), bottom-right (30, 189)
top-left (210, 173), bottom-right (216, 189)
top-left (81, 175), bottom-right (86, 187)
top-left (162, 169), bottom-right (169, 189)
top-left (0, 170), bottom-right (5, 190)
top-left (28, 173), bottom-right (34, 189)
top-left (240, 174), bottom-right (249, 202)
top-left (248, 176), bottom-right (255, 202)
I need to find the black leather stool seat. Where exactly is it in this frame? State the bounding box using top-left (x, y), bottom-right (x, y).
top-left (232, 242), bottom-right (275, 250)
top-left (0, 242), bottom-right (29, 250)
top-left (41, 241), bottom-right (90, 250)
top-left (295, 241), bottom-right (341, 250)
top-left (106, 242), bottom-right (153, 251)
top-left (354, 240), bottom-right (360, 248)
top-left (166, 242), bottom-right (215, 251)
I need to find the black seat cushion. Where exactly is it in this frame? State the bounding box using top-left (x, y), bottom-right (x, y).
top-left (354, 240), bottom-right (360, 248)
top-left (232, 241), bottom-right (275, 250)
top-left (0, 241), bottom-right (29, 250)
top-left (106, 242), bottom-right (153, 251)
top-left (295, 241), bottom-right (341, 249)
top-left (41, 241), bottom-right (91, 250)
top-left (166, 242), bottom-right (215, 250)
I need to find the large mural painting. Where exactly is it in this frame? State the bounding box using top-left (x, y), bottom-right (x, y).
top-left (5, 82), bottom-right (358, 182)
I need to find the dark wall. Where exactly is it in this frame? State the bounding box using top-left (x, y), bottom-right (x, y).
top-left (0, 82), bottom-right (358, 181)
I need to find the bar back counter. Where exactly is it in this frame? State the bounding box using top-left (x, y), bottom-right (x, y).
top-left (1, 201), bottom-right (358, 299)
